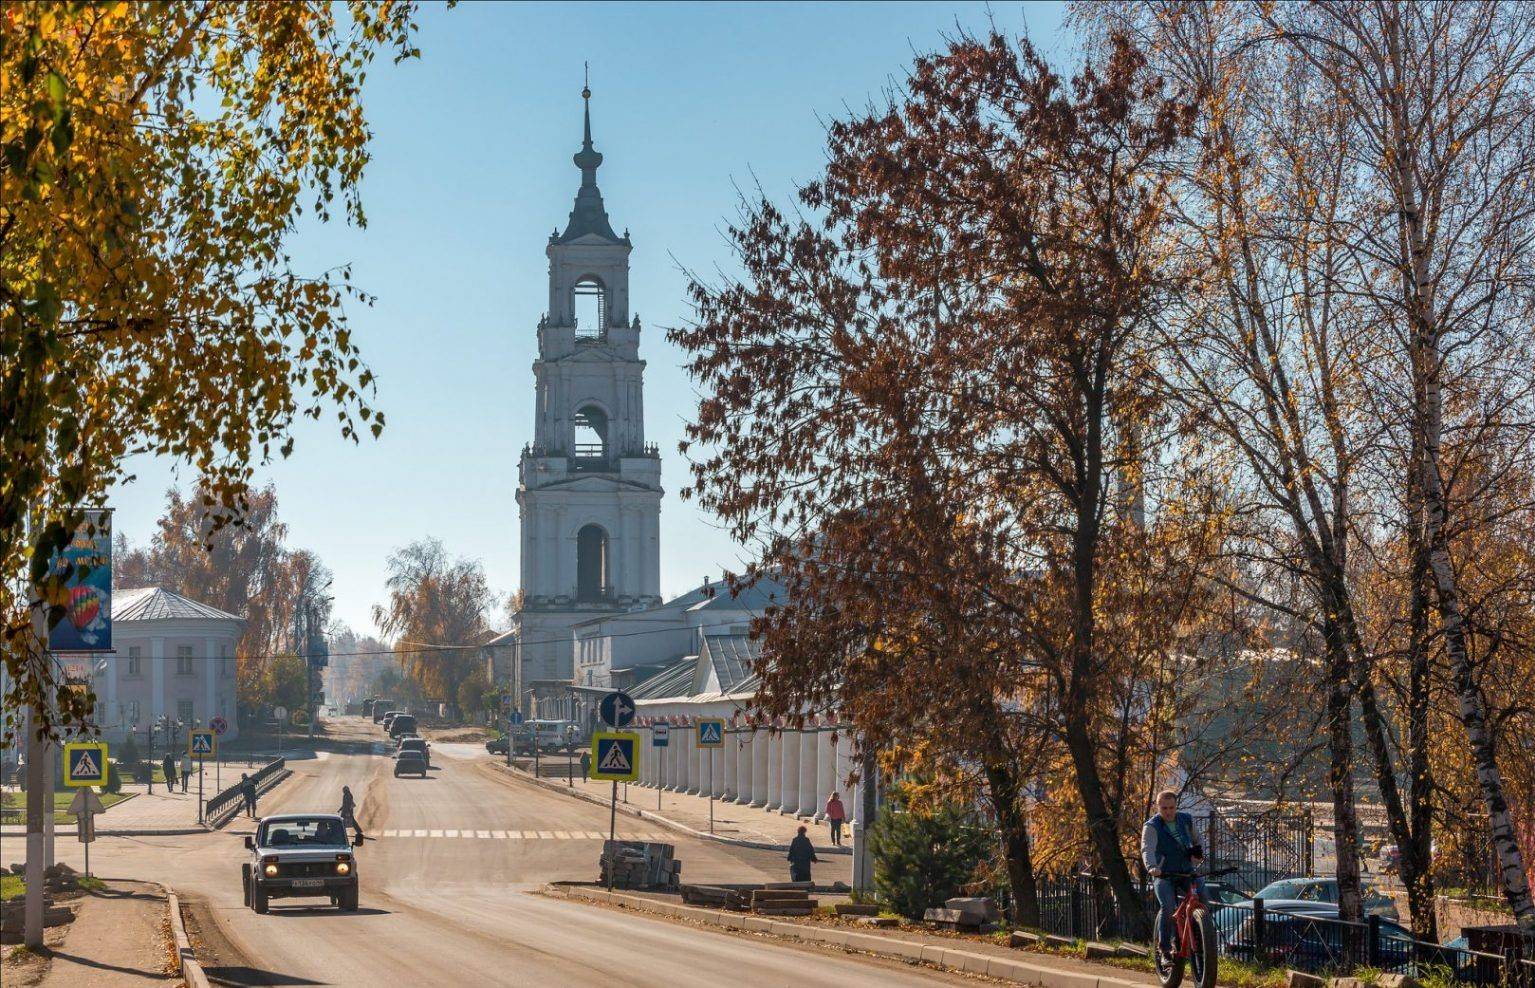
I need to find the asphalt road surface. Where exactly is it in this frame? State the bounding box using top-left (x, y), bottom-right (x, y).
top-left (48, 718), bottom-right (966, 988)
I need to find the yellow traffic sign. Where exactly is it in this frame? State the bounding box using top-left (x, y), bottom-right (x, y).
top-left (63, 742), bottom-right (109, 787)
top-left (590, 731), bottom-right (639, 782)
top-left (189, 728), bottom-right (217, 760)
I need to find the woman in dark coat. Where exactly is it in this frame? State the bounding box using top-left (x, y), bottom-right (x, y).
top-left (787, 825), bottom-right (818, 883)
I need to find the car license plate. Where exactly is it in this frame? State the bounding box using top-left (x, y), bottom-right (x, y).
top-left (291, 879), bottom-right (324, 888)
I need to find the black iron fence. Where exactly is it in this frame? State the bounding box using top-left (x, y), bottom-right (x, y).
top-left (1029, 877), bottom-right (1532, 988)
top-left (204, 757), bottom-right (285, 824)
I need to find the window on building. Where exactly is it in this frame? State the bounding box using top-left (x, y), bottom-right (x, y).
top-left (572, 276), bottom-right (607, 338)
top-left (573, 405), bottom-right (609, 462)
top-left (127, 646), bottom-right (141, 676)
top-left (576, 524), bottom-right (609, 601)
top-left (177, 699), bottom-right (194, 726)
top-left (176, 645), bottom-right (194, 676)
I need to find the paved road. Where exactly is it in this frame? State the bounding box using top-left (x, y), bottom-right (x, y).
top-left (48, 719), bottom-right (963, 987)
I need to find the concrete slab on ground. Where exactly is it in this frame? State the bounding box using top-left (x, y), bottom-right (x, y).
top-left (38, 879), bottom-right (180, 987)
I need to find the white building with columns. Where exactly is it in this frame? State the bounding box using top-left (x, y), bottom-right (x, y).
top-left (86, 587), bottom-right (243, 743)
top-left (623, 635), bottom-right (867, 829)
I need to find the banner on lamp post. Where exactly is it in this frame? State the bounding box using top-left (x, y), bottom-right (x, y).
top-left (47, 509), bottom-right (112, 653)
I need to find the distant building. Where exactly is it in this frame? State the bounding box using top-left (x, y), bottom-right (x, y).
top-left (87, 587), bottom-right (243, 742)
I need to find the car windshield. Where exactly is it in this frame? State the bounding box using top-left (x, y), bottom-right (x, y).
top-left (396, 750), bottom-right (424, 760)
top-left (260, 818), bottom-right (348, 848)
top-left (1254, 880), bottom-right (1310, 901)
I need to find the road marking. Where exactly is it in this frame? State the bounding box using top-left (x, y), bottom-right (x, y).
top-left (491, 830), bottom-right (508, 838)
top-left (413, 829), bottom-right (427, 837)
top-left (445, 829), bottom-right (460, 838)
top-left (553, 830), bottom-right (572, 839)
top-left (429, 829), bottom-right (443, 838)
top-left (537, 831), bottom-right (555, 839)
top-left (476, 830), bottom-right (491, 838)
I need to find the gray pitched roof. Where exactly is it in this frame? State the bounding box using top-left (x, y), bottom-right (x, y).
top-left (628, 654), bottom-right (698, 700)
top-left (700, 634), bottom-right (760, 694)
top-left (114, 587), bottom-right (243, 623)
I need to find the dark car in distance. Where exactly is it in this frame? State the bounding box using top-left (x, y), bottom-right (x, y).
top-left (388, 714), bottom-right (418, 739)
top-left (393, 749), bottom-right (428, 778)
top-left (396, 736), bottom-right (430, 767)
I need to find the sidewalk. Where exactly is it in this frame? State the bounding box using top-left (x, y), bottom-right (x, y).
top-left (1, 763), bottom-right (256, 837)
top-left (38, 880), bottom-right (180, 987)
top-left (494, 759), bottom-right (851, 854)
top-left (555, 884), bottom-right (1158, 988)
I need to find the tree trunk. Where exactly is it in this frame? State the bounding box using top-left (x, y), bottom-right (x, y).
top-left (1323, 620), bottom-right (1365, 925)
top-left (1065, 716), bottom-right (1149, 940)
top-left (985, 759), bottom-right (1041, 928)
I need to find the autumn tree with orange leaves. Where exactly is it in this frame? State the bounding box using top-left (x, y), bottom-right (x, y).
top-left (673, 31), bottom-right (1219, 935)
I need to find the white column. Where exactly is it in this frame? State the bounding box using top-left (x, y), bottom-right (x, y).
top-left (735, 729), bottom-right (753, 803)
top-left (664, 720), bottom-right (680, 791)
top-left (150, 636), bottom-right (166, 721)
top-left (797, 730), bottom-right (818, 818)
top-left (779, 731), bottom-right (801, 814)
top-left (204, 635), bottom-right (217, 726)
top-left (836, 737), bottom-right (857, 826)
top-left (813, 730), bottom-right (836, 821)
top-left (723, 729), bottom-right (738, 799)
top-left (751, 729), bottom-right (769, 806)
top-left (765, 733), bottom-right (783, 811)
top-left (683, 723), bottom-right (699, 794)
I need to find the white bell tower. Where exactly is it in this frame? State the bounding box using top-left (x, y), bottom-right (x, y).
top-left (513, 81), bottom-right (663, 701)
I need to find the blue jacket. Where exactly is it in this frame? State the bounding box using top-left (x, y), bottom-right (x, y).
top-left (1141, 811), bottom-right (1198, 875)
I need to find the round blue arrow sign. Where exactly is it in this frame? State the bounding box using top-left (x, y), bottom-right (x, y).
top-left (598, 690), bottom-right (636, 728)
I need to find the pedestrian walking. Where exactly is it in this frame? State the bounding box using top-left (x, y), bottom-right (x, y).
top-left (240, 772), bottom-right (258, 818)
top-left (339, 785), bottom-right (364, 843)
top-left (162, 754), bottom-right (177, 792)
top-left (824, 791), bottom-right (846, 847)
top-left (787, 825), bottom-right (818, 883)
top-left (579, 751), bottom-right (591, 780)
top-left (180, 752), bottom-right (192, 792)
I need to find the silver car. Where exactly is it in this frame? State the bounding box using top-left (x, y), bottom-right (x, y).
top-left (243, 813), bottom-right (360, 913)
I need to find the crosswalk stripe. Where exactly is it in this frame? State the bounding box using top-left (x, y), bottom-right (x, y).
top-left (584, 831), bottom-right (604, 840)
top-left (553, 830), bottom-right (571, 839)
top-left (413, 829), bottom-right (427, 837)
top-left (491, 830), bottom-right (508, 838)
top-left (446, 829), bottom-right (461, 838)
top-left (429, 829), bottom-right (443, 838)
top-left (537, 831), bottom-right (554, 839)
top-left (476, 830), bottom-right (491, 838)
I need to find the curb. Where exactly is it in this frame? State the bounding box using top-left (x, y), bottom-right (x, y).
top-left (0, 826), bottom-right (209, 837)
top-left (490, 761), bottom-right (852, 856)
top-left (556, 885), bottom-right (1145, 988)
top-left (168, 892), bottom-right (211, 988)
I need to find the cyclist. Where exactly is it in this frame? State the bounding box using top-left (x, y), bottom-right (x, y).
top-left (1142, 789), bottom-right (1204, 963)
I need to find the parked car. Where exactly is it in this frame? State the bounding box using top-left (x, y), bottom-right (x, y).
top-left (396, 737), bottom-right (430, 767)
top-left (526, 719), bottom-right (576, 752)
top-left (242, 813), bottom-right (359, 913)
top-left (388, 714), bottom-right (418, 739)
top-left (393, 749), bottom-right (428, 778)
top-left (1222, 900), bottom-right (1415, 969)
top-left (372, 700), bottom-right (396, 724)
top-left (485, 736), bottom-right (509, 756)
top-left (1249, 877), bottom-right (1399, 920)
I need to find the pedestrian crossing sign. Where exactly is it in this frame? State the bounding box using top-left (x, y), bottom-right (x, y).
top-left (189, 728), bottom-right (216, 760)
top-left (590, 731), bottom-right (639, 782)
top-left (697, 718), bottom-right (725, 748)
top-left (63, 742), bottom-right (109, 787)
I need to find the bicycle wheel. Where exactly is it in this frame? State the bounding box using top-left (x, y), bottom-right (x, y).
top-left (1155, 911), bottom-right (1186, 988)
top-left (1188, 907), bottom-right (1218, 988)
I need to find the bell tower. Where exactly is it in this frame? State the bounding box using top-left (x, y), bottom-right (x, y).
top-left (513, 80), bottom-right (663, 703)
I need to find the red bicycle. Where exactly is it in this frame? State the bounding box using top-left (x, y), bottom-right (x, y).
top-left (1154, 869), bottom-right (1222, 988)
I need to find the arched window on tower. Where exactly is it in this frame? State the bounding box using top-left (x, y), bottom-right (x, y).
top-left (576, 524), bottom-right (610, 601)
top-left (572, 276), bottom-right (607, 339)
top-left (573, 404), bottom-right (609, 468)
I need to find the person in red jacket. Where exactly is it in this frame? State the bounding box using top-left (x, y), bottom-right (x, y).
top-left (824, 791), bottom-right (847, 846)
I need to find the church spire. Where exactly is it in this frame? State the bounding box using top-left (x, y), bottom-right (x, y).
top-left (558, 65), bottom-right (622, 243)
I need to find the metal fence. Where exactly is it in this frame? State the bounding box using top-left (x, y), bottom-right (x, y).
top-left (204, 757), bottom-right (285, 823)
top-left (1200, 810), bottom-right (1314, 895)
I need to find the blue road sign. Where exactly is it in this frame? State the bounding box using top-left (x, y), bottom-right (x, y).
top-left (590, 732), bottom-right (639, 781)
top-left (64, 742), bottom-right (108, 787)
top-left (509, 710), bottom-right (525, 726)
top-left (652, 723), bottom-right (670, 747)
top-left (189, 729), bottom-right (216, 759)
top-left (598, 691), bottom-right (636, 729)
top-left (697, 718), bottom-right (725, 748)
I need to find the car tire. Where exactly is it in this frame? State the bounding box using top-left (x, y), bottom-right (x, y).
top-left (252, 883), bottom-right (269, 914)
top-left (340, 885), bottom-right (359, 911)
top-left (241, 864), bottom-right (251, 907)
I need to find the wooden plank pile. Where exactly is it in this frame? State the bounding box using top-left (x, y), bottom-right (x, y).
top-left (680, 885), bottom-right (750, 910)
top-left (923, 896), bottom-right (1002, 933)
top-left (599, 840), bottom-right (681, 890)
top-left (678, 881), bottom-right (820, 915)
top-left (750, 886), bottom-right (817, 916)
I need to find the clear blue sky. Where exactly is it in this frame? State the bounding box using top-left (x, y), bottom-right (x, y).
top-left (110, 1), bottom-right (1070, 635)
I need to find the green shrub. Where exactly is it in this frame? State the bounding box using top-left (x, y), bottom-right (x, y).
top-left (868, 802), bottom-right (991, 920)
top-left (119, 736), bottom-right (140, 766)
top-left (103, 759), bottom-right (122, 794)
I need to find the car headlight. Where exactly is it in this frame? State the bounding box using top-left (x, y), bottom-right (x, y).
top-left (336, 860), bottom-right (351, 875)
top-left (263, 863), bottom-right (279, 877)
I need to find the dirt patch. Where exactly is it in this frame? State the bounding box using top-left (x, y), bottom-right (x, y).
top-left (425, 727), bottom-right (494, 743)
top-left (0, 939), bottom-right (57, 987)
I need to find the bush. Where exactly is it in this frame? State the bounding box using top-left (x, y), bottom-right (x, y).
top-left (868, 802), bottom-right (991, 920)
top-left (103, 759), bottom-right (123, 793)
top-left (119, 736), bottom-right (140, 766)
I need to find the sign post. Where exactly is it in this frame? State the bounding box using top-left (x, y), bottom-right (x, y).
top-left (507, 708), bottom-right (523, 768)
top-left (697, 719), bottom-right (725, 835)
top-left (272, 705), bottom-right (287, 759)
top-left (209, 715), bottom-right (229, 794)
top-left (189, 729), bottom-right (215, 823)
top-left (651, 723), bottom-right (669, 810)
top-left (67, 788), bottom-right (105, 877)
top-left (590, 730), bottom-right (640, 892)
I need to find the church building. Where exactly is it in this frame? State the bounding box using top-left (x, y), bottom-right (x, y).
top-left (502, 83), bottom-right (664, 716)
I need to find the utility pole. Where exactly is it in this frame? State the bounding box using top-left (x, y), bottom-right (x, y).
top-left (23, 572), bottom-right (49, 949)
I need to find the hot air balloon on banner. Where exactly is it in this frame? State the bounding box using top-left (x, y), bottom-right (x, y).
top-left (68, 585), bottom-right (107, 646)
top-left (47, 509), bottom-right (113, 652)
